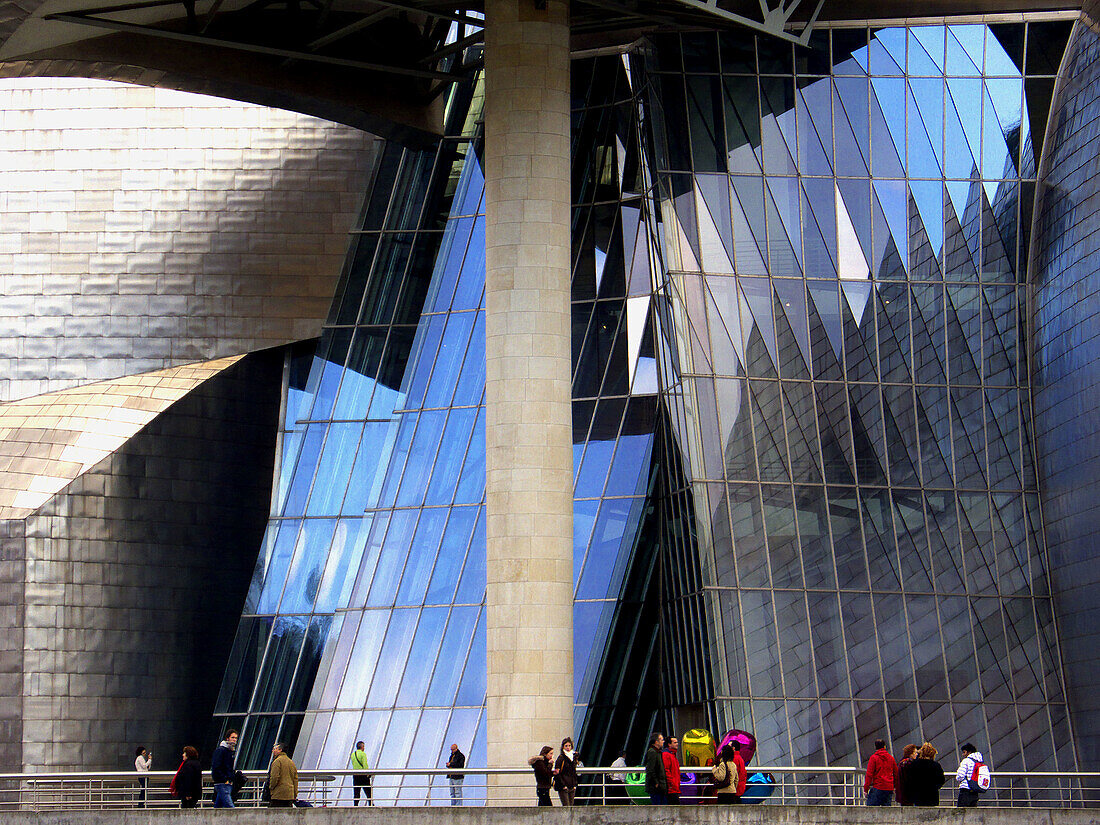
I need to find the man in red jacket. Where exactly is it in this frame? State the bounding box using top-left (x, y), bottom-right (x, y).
top-left (662, 737), bottom-right (682, 804)
top-left (864, 739), bottom-right (898, 806)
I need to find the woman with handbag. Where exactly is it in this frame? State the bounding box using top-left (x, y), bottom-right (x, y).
top-left (711, 744), bottom-right (741, 804)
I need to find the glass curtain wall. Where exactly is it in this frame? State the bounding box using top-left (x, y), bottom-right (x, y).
top-left (214, 19), bottom-right (1083, 790)
top-left (214, 51), bottom-right (664, 791)
top-left (641, 21), bottom-right (1077, 786)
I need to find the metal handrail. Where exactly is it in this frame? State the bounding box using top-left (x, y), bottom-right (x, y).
top-left (0, 766), bottom-right (1095, 810)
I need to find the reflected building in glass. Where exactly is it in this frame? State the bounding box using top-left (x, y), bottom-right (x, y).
top-left (4, 3), bottom-right (1100, 794)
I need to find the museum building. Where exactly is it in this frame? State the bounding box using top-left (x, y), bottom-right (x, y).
top-left (0, 0), bottom-right (1099, 803)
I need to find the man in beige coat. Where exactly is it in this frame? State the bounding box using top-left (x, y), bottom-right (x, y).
top-left (267, 742), bottom-right (299, 808)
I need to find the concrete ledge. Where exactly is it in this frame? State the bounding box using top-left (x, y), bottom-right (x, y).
top-left (0, 807), bottom-right (1096, 825)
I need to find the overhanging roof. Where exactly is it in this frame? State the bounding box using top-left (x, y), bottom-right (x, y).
top-left (0, 0), bottom-right (1081, 139)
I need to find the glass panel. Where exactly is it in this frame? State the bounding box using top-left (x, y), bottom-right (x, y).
top-left (280, 518), bottom-right (336, 614)
top-left (425, 506), bottom-right (478, 604)
top-left (426, 607), bottom-right (480, 706)
top-left (394, 508), bottom-right (448, 606)
top-left (251, 616), bottom-right (308, 713)
top-left (453, 507), bottom-right (486, 604)
top-left (395, 607), bottom-right (449, 706)
top-left (366, 609), bottom-right (420, 707)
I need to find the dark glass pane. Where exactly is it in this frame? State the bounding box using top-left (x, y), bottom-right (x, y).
top-left (893, 490), bottom-right (933, 592)
top-left (251, 616), bottom-right (308, 713)
top-left (742, 589), bottom-right (782, 696)
top-left (681, 31), bottom-right (719, 73)
top-left (989, 23), bottom-right (1025, 74)
top-left (758, 38), bottom-right (794, 74)
top-left (797, 30), bottom-right (831, 76)
top-left (1024, 20), bottom-right (1072, 75)
top-left (875, 593), bottom-right (915, 699)
top-left (730, 484), bottom-right (767, 588)
top-left (842, 592), bottom-right (881, 699)
top-left (829, 486), bottom-right (867, 589)
top-left (832, 29), bottom-right (869, 69)
top-left (686, 75), bottom-right (727, 173)
top-left (907, 594), bottom-right (948, 701)
top-left (719, 31), bottom-right (756, 74)
top-left (217, 616), bottom-right (272, 714)
top-left (331, 233), bottom-right (381, 325)
top-left (940, 595), bottom-right (980, 701)
top-left (775, 590), bottom-right (814, 697)
top-left (357, 232), bottom-right (416, 326)
top-left (285, 616), bottom-right (333, 713)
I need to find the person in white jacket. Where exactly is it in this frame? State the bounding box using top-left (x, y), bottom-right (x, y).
top-left (954, 744), bottom-right (988, 807)
top-left (134, 747), bottom-right (152, 808)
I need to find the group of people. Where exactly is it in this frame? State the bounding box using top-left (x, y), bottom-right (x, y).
top-left (864, 739), bottom-right (991, 808)
top-left (163, 729), bottom-right (300, 809)
top-left (536, 731), bottom-right (751, 806)
top-left (149, 735), bottom-right (465, 809)
top-left (528, 737), bottom-right (581, 806)
top-left (640, 732), bottom-right (748, 805)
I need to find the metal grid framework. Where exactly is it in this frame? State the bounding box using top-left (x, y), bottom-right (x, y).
top-left (214, 48), bottom-right (660, 802)
top-left (215, 15), bottom-right (1083, 798)
top-left (643, 20), bottom-right (1078, 780)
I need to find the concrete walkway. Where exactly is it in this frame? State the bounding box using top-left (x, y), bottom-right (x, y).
top-left (0, 807), bottom-right (1092, 825)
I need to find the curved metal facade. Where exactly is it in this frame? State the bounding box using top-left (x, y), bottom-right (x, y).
top-left (0, 78), bottom-right (380, 771)
top-left (1032, 0), bottom-right (1100, 772)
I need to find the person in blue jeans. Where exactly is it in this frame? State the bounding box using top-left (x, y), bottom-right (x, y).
top-left (211, 730), bottom-right (239, 808)
top-left (864, 739), bottom-right (898, 806)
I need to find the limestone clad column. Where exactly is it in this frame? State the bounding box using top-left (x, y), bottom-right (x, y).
top-left (483, 0), bottom-right (573, 801)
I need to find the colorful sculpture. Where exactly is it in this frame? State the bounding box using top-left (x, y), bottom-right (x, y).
top-left (623, 728), bottom-right (775, 804)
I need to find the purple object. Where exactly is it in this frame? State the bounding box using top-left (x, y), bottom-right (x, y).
top-left (715, 730), bottom-right (757, 765)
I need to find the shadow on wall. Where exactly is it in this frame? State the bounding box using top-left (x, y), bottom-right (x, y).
top-left (11, 348), bottom-right (284, 772)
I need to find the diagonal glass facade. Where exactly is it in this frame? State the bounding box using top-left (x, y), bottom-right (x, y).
top-left (215, 16), bottom-right (1084, 793)
top-left (643, 21), bottom-right (1077, 784)
top-left (215, 46), bottom-right (662, 797)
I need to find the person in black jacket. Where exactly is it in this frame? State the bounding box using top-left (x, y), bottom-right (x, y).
top-left (528, 746), bottom-right (556, 806)
top-left (175, 747), bottom-right (203, 809)
top-left (644, 732), bottom-right (668, 804)
top-left (446, 744), bottom-right (466, 806)
top-left (553, 738), bottom-right (579, 806)
top-left (900, 742), bottom-right (947, 806)
top-left (211, 729), bottom-right (239, 808)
